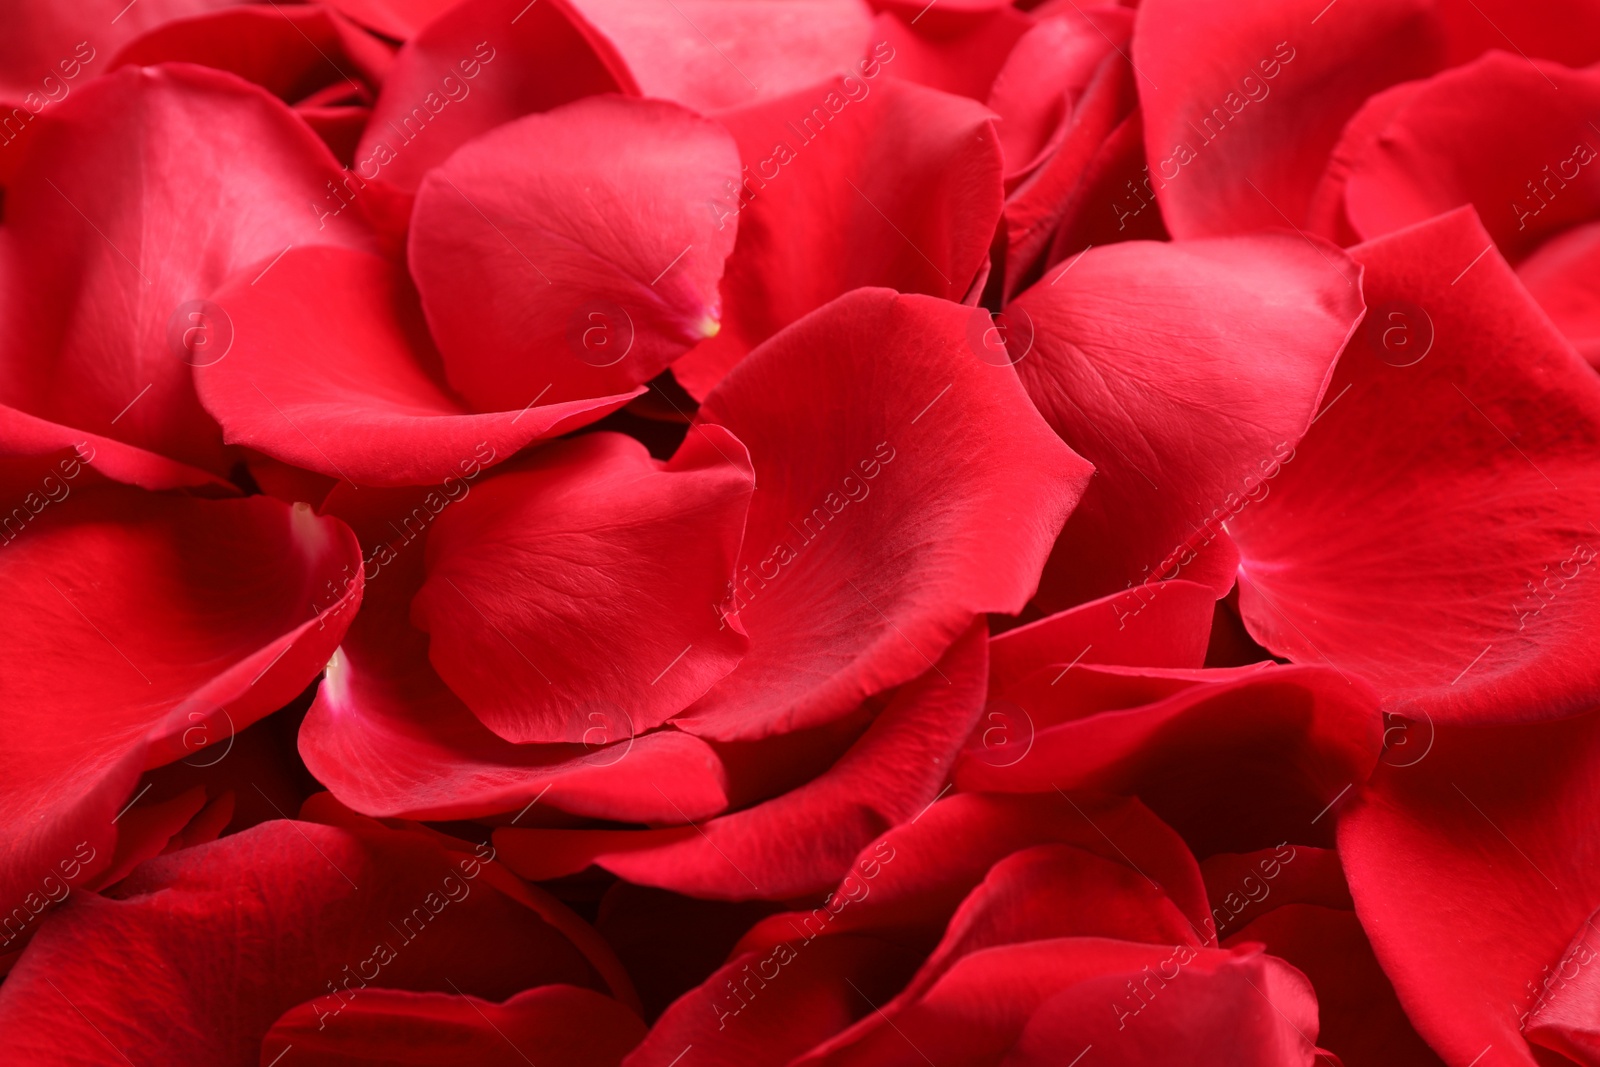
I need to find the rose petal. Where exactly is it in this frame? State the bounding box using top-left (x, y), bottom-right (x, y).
top-left (1009, 234), bottom-right (1363, 608)
top-left (1133, 0), bottom-right (1441, 238)
top-left (409, 96), bottom-right (741, 412)
top-left (413, 429), bottom-right (753, 744)
top-left (0, 485), bottom-right (361, 941)
top-left (1229, 208), bottom-right (1600, 726)
top-left (673, 77), bottom-right (1003, 399)
top-left (678, 288), bottom-right (1090, 741)
top-left (0, 65), bottom-right (375, 474)
top-left (197, 247), bottom-right (641, 487)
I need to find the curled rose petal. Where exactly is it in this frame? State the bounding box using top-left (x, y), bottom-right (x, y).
top-left (0, 810), bottom-right (620, 1065)
top-left (1008, 234), bottom-right (1364, 609)
top-left (676, 288), bottom-right (1091, 741)
top-left (409, 95), bottom-right (742, 412)
top-left (197, 248), bottom-right (641, 488)
top-left (0, 484), bottom-right (361, 969)
top-left (413, 428), bottom-right (754, 745)
top-left (1228, 208), bottom-right (1600, 726)
top-left (673, 76), bottom-right (1003, 399)
top-left (0, 65), bottom-right (376, 474)
top-left (1132, 0), bottom-right (1441, 239)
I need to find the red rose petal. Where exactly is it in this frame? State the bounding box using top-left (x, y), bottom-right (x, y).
top-left (198, 248), bottom-right (641, 487)
top-left (413, 429), bottom-right (753, 744)
top-left (957, 663), bottom-right (1382, 856)
top-left (1340, 55), bottom-right (1600, 262)
top-left (0, 486), bottom-right (361, 976)
top-left (1133, 0), bottom-right (1441, 238)
top-left (673, 77), bottom-right (1003, 400)
top-left (301, 481), bottom-right (731, 824)
top-left (678, 288), bottom-right (1090, 741)
top-left (0, 65), bottom-right (376, 474)
top-left (409, 96), bottom-right (741, 412)
top-left (1229, 208), bottom-right (1600, 726)
top-left (989, 580), bottom-right (1217, 695)
top-left (0, 815), bottom-right (609, 1065)
top-left (109, 5), bottom-right (393, 108)
top-left (1339, 707), bottom-right (1600, 1065)
top-left (1519, 220), bottom-right (1600, 369)
top-left (265, 985), bottom-right (646, 1067)
top-left (493, 622), bottom-right (986, 899)
top-left (354, 0), bottom-right (629, 193)
top-left (1009, 234), bottom-right (1363, 608)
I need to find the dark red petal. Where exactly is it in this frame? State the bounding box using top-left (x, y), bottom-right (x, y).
top-left (1132, 0), bottom-right (1441, 238)
top-left (678, 289), bottom-right (1090, 741)
top-left (1519, 221), bottom-right (1600, 369)
top-left (354, 0), bottom-right (629, 193)
top-left (409, 96), bottom-right (740, 411)
top-left (989, 579), bottom-right (1217, 695)
top-left (0, 409), bottom-right (231, 493)
top-left (1339, 707), bottom-right (1600, 1066)
top-left (1229, 208), bottom-right (1600, 726)
top-left (0, 65), bottom-right (376, 473)
top-left (800, 940), bottom-right (1320, 1067)
top-left (413, 429), bottom-right (753, 744)
top-left (301, 482), bottom-right (730, 824)
top-left (673, 78), bottom-right (1003, 400)
top-left (1046, 109), bottom-right (1171, 260)
top-left (1434, 0), bottom-right (1600, 67)
top-left (109, 5), bottom-right (393, 107)
top-left (197, 248), bottom-right (640, 487)
top-left (0, 815), bottom-right (610, 1064)
top-left (323, 0), bottom-right (459, 39)
top-left (494, 622), bottom-right (986, 899)
top-left (1230, 904), bottom-right (1447, 1067)
top-left (1200, 846), bottom-right (1350, 943)
top-left (1009, 235), bottom-right (1363, 608)
top-left (958, 663), bottom-right (1382, 856)
top-left (266, 986), bottom-right (646, 1066)
top-left (1000, 48), bottom-right (1134, 298)
top-left (0, 485), bottom-right (361, 939)
top-left (626, 935), bottom-right (921, 1067)
top-left (737, 792), bottom-right (1211, 953)
top-left (1340, 55), bottom-right (1600, 262)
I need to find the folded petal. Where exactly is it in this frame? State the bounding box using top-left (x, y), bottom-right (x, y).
top-left (958, 663), bottom-right (1382, 856)
top-left (673, 77), bottom-right (1003, 399)
top-left (413, 429), bottom-right (753, 744)
top-left (494, 621), bottom-right (987, 899)
top-left (1133, 0), bottom-right (1441, 238)
top-left (0, 484), bottom-right (361, 942)
top-left (1339, 54), bottom-right (1600, 261)
top-left (1009, 234), bottom-right (1363, 608)
top-left (198, 248), bottom-right (640, 487)
top-left (0, 814), bottom-right (612, 1065)
top-left (0, 65), bottom-right (376, 474)
top-left (1229, 208), bottom-right (1600, 726)
top-left (266, 985), bottom-right (646, 1067)
top-left (409, 96), bottom-right (741, 412)
top-left (354, 0), bottom-right (629, 193)
top-left (109, 5), bottom-right (393, 109)
top-left (989, 580), bottom-right (1217, 695)
top-left (1339, 707), bottom-right (1600, 1066)
top-left (1518, 220), bottom-right (1600, 368)
top-left (302, 481), bottom-right (731, 824)
top-left (679, 289), bottom-right (1091, 740)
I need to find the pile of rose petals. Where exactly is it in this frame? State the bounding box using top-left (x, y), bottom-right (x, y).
top-left (3, 0), bottom-right (1600, 1063)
